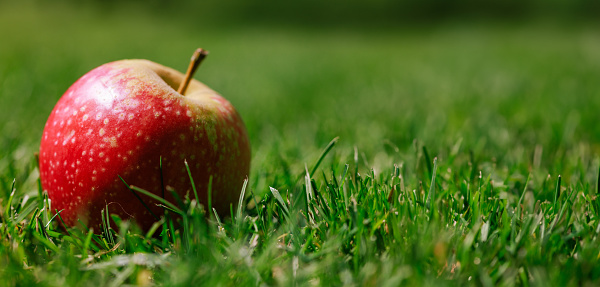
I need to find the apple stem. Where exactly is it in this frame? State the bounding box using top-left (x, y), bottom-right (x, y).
top-left (178, 48), bottom-right (209, 95)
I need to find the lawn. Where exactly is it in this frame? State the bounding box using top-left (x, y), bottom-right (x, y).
top-left (1, 2), bottom-right (600, 286)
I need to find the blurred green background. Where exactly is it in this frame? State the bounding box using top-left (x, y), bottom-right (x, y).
top-left (1, 0), bottom-right (599, 196)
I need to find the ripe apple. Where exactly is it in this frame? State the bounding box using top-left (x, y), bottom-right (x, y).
top-left (38, 49), bottom-right (251, 231)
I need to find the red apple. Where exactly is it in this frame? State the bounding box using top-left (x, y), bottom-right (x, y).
top-left (38, 49), bottom-right (251, 231)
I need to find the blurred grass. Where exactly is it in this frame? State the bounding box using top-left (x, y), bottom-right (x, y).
top-left (2, 2), bottom-right (600, 191)
top-left (1, 1), bottom-right (600, 285)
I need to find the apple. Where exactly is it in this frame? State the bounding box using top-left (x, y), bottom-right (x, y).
top-left (38, 49), bottom-right (251, 231)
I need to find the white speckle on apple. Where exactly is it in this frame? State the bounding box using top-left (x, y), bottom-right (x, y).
top-left (104, 119), bottom-right (109, 125)
top-left (99, 152), bottom-right (105, 158)
top-left (99, 128), bottom-right (105, 136)
top-left (186, 110), bottom-right (192, 117)
top-left (118, 113), bottom-right (125, 120)
top-left (105, 136), bottom-right (118, 147)
top-left (95, 112), bottom-right (103, 120)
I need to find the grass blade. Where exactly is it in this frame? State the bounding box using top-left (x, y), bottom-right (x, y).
top-left (129, 185), bottom-right (184, 215)
top-left (269, 187), bottom-right (290, 219)
top-left (236, 178), bottom-right (249, 223)
top-left (184, 159), bottom-right (200, 204)
top-left (426, 157), bottom-right (438, 211)
top-left (554, 175), bottom-right (561, 210)
top-left (5, 179), bottom-right (16, 220)
top-left (118, 176), bottom-right (159, 221)
top-left (310, 137), bottom-right (339, 177)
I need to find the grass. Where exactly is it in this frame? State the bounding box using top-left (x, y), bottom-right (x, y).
top-left (2, 2), bottom-right (600, 286)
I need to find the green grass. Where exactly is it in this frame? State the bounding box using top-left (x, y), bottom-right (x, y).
top-left (2, 2), bottom-right (600, 286)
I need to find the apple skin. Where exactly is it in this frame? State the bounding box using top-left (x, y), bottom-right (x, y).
top-left (38, 59), bottom-right (250, 231)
